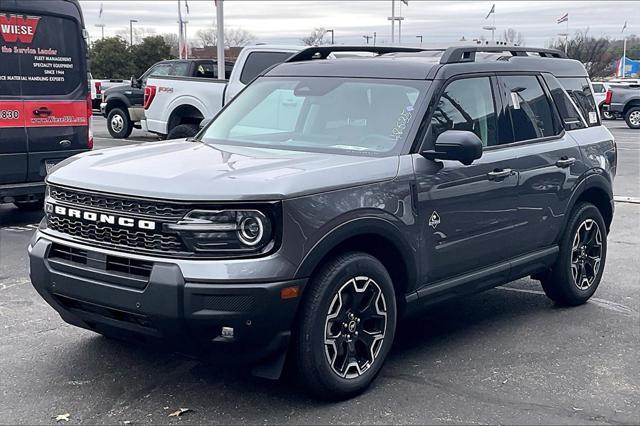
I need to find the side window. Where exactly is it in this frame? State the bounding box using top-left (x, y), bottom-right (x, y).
top-left (240, 52), bottom-right (293, 85)
top-left (195, 62), bottom-right (215, 78)
top-left (169, 62), bottom-right (190, 76)
top-left (429, 77), bottom-right (497, 147)
top-left (559, 77), bottom-right (600, 126)
top-left (142, 63), bottom-right (172, 84)
top-left (542, 74), bottom-right (586, 131)
top-left (500, 75), bottom-right (557, 142)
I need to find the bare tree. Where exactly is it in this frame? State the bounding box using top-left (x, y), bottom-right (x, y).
top-left (161, 33), bottom-right (180, 57)
top-left (115, 26), bottom-right (157, 45)
top-left (551, 29), bottom-right (613, 78)
top-left (225, 28), bottom-right (256, 47)
top-left (196, 28), bottom-right (216, 47)
top-left (502, 28), bottom-right (525, 45)
top-left (195, 27), bottom-right (255, 48)
top-left (302, 28), bottom-right (329, 46)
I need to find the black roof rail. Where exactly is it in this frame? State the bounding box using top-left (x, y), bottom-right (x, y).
top-left (285, 45), bottom-right (427, 63)
top-left (440, 46), bottom-right (567, 64)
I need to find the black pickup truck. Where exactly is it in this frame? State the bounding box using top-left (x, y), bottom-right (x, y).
top-left (101, 59), bottom-right (234, 138)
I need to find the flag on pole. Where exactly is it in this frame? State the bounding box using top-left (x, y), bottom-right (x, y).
top-left (557, 13), bottom-right (568, 24)
top-left (401, 0), bottom-right (409, 5)
top-left (185, 0), bottom-right (190, 15)
top-left (98, 2), bottom-right (103, 19)
top-left (485, 4), bottom-right (495, 20)
top-left (622, 21), bottom-right (627, 33)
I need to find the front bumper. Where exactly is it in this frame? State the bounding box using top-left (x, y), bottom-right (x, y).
top-left (28, 235), bottom-right (306, 366)
top-left (0, 181), bottom-right (45, 202)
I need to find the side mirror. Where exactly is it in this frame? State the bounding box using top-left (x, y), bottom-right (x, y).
top-left (199, 117), bottom-right (212, 129)
top-left (131, 76), bottom-right (141, 89)
top-left (421, 130), bottom-right (483, 165)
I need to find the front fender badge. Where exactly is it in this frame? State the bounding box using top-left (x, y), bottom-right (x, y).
top-left (429, 211), bottom-right (441, 229)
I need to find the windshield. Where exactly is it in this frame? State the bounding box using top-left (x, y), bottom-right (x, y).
top-left (200, 77), bottom-right (429, 156)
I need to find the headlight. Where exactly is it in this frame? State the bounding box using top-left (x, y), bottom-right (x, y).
top-left (166, 209), bottom-right (275, 256)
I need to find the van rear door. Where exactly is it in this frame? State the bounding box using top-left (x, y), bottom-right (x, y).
top-left (0, 10), bottom-right (27, 184)
top-left (1, 0), bottom-right (91, 184)
top-left (21, 4), bottom-right (90, 181)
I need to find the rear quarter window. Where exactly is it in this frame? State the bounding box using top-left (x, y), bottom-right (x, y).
top-left (559, 77), bottom-right (600, 127)
top-left (240, 51), bottom-right (293, 85)
top-left (0, 13), bottom-right (84, 96)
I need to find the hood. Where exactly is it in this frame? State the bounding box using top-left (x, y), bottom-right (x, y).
top-left (47, 140), bottom-right (400, 201)
top-left (103, 84), bottom-right (142, 96)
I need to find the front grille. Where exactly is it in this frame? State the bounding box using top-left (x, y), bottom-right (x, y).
top-left (47, 215), bottom-right (185, 254)
top-left (49, 243), bottom-right (153, 280)
top-left (46, 185), bottom-right (192, 255)
top-left (50, 186), bottom-right (188, 219)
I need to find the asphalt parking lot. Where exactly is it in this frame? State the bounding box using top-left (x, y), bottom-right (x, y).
top-left (0, 119), bottom-right (638, 424)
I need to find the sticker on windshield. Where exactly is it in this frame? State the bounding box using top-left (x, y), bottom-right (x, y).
top-left (588, 111), bottom-right (598, 124)
top-left (391, 106), bottom-right (414, 141)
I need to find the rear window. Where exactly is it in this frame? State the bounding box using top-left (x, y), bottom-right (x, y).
top-left (240, 51), bottom-right (293, 85)
top-left (559, 77), bottom-right (600, 127)
top-left (0, 13), bottom-right (84, 96)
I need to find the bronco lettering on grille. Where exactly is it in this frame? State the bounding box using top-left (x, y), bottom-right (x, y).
top-left (46, 203), bottom-right (156, 231)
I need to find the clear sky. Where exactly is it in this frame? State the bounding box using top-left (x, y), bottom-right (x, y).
top-left (80, 1), bottom-right (638, 47)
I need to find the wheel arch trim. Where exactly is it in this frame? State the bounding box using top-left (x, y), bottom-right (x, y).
top-left (294, 216), bottom-right (418, 293)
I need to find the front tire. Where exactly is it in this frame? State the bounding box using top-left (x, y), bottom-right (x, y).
top-left (294, 252), bottom-right (397, 400)
top-left (624, 106), bottom-right (640, 129)
top-left (167, 123), bottom-right (199, 140)
top-left (107, 107), bottom-right (133, 139)
top-left (540, 203), bottom-right (607, 306)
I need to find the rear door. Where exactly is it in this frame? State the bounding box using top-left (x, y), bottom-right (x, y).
top-left (19, 5), bottom-right (90, 182)
top-left (0, 10), bottom-right (27, 185)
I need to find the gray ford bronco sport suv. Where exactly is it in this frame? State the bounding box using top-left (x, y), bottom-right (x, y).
top-left (29, 45), bottom-right (616, 399)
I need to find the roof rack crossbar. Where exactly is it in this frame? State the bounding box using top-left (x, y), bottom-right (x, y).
top-left (285, 45), bottom-right (427, 63)
top-left (440, 46), bottom-right (567, 64)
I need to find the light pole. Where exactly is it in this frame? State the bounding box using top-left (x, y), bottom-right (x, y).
top-left (325, 29), bottom-right (334, 44)
top-left (363, 35), bottom-right (372, 44)
top-left (416, 35), bottom-right (423, 46)
top-left (129, 19), bottom-right (138, 46)
top-left (95, 23), bottom-right (105, 39)
top-left (373, 31), bottom-right (377, 46)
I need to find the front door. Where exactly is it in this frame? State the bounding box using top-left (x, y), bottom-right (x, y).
top-left (414, 76), bottom-right (521, 286)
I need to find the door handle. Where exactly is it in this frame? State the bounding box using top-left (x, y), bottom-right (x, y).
top-left (555, 157), bottom-right (576, 168)
top-left (487, 168), bottom-right (513, 181)
top-left (33, 107), bottom-right (52, 116)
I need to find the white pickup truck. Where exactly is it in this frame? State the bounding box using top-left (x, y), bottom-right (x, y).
top-left (141, 45), bottom-right (303, 139)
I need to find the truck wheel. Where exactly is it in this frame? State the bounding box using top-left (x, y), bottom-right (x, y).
top-left (600, 108), bottom-right (616, 120)
top-left (294, 252), bottom-right (397, 400)
top-left (624, 107), bottom-right (640, 129)
top-left (107, 108), bottom-right (133, 139)
top-left (167, 123), bottom-right (199, 140)
top-left (14, 198), bottom-right (44, 211)
top-left (539, 203), bottom-right (607, 306)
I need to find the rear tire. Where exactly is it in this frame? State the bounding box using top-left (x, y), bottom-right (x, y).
top-left (624, 106), bottom-right (640, 129)
top-left (167, 123), bottom-right (199, 140)
top-left (602, 110), bottom-right (615, 120)
top-left (294, 252), bottom-right (397, 400)
top-left (107, 107), bottom-right (133, 139)
top-left (540, 203), bottom-right (607, 306)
